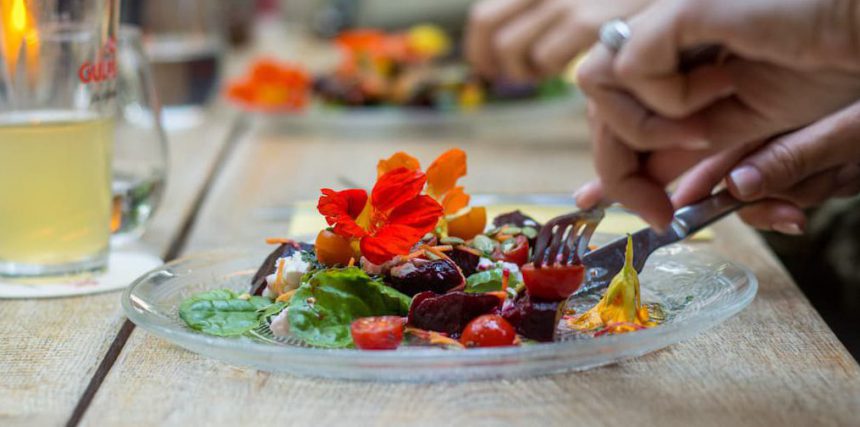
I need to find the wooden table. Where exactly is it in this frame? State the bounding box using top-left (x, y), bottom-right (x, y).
top-left (3, 26), bottom-right (859, 427)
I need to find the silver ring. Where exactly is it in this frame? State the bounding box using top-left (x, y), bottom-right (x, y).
top-left (598, 18), bottom-right (630, 53)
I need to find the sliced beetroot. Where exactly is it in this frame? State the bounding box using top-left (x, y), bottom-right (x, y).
top-left (249, 241), bottom-right (313, 295)
top-left (501, 294), bottom-right (565, 342)
top-left (492, 210), bottom-right (541, 229)
top-left (388, 259), bottom-right (465, 297)
top-left (448, 247), bottom-right (480, 277)
top-left (408, 291), bottom-right (503, 335)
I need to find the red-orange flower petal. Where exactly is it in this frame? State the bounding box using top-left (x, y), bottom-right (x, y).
top-left (377, 152), bottom-right (420, 177)
top-left (426, 148), bottom-right (467, 198)
top-left (371, 168), bottom-right (427, 213)
top-left (387, 195), bottom-right (443, 236)
top-left (359, 225), bottom-right (417, 264)
top-left (441, 186), bottom-right (470, 215)
top-left (360, 195), bottom-right (442, 263)
top-left (317, 188), bottom-right (369, 238)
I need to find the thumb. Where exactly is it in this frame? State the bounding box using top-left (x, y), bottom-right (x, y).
top-left (726, 100), bottom-right (860, 201)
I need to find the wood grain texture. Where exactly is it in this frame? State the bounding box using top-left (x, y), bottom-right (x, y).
top-left (0, 107), bottom-right (238, 427)
top-left (80, 123), bottom-right (860, 427)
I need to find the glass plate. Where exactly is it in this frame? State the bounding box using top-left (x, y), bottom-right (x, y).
top-left (122, 239), bottom-right (757, 382)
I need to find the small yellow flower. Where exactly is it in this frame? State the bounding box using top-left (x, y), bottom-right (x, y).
top-left (569, 235), bottom-right (656, 334)
top-left (407, 24), bottom-right (451, 59)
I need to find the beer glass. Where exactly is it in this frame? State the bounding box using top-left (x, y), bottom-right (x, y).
top-left (0, 0), bottom-right (120, 277)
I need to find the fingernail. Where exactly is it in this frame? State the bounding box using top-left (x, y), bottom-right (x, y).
top-left (681, 139), bottom-right (710, 150)
top-left (729, 165), bottom-right (763, 198)
top-left (772, 222), bottom-right (803, 236)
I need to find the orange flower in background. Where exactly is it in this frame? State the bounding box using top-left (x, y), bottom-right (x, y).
top-left (318, 168), bottom-right (443, 264)
top-left (334, 29), bottom-right (388, 55)
top-left (225, 59), bottom-right (310, 112)
top-left (377, 149), bottom-right (470, 215)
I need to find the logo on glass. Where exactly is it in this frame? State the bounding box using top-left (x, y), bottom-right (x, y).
top-left (78, 37), bottom-right (117, 83)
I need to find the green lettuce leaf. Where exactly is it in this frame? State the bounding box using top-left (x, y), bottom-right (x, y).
top-left (179, 289), bottom-right (274, 336)
top-left (465, 267), bottom-right (524, 299)
top-left (288, 267), bottom-right (411, 348)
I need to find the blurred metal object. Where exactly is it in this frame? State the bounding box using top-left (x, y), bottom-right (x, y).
top-left (121, 0), bottom-right (226, 129)
top-left (598, 19), bottom-right (630, 53)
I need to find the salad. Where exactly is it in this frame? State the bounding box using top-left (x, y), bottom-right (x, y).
top-left (225, 25), bottom-right (570, 114)
top-left (179, 150), bottom-right (657, 350)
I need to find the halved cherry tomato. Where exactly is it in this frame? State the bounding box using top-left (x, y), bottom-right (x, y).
top-left (521, 263), bottom-right (585, 301)
top-left (460, 314), bottom-right (517, 347)
top-left (500, 235), bottom-right (529, 266)
top-left (315, 229), bottom-right (354, 266)
top-left (447, 206), bottom-right (487, 240)
top-left (350, 316), bottom-right (405, 350)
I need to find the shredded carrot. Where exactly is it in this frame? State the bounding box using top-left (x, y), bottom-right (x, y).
top-left (348, 257), bottom-right (356, 267)
top-left (404, 327), bottom-right (465, 349)
top-left (405, 249), bottom-right (426, 260)
top-left (271, 258), bottom-right (286, 295)
top-left (275, 289), bottom-right (297, 303)
top-left (265, 237), bottom-right (295, 245)
top-left (455, 245), bottom-right (482, 257)
top-left (422, 244), bottom-right (450, 260)
top-left (496, 234), bottom-right (514, 241)
top-left (487, 291), bottom-right (507, 301)
top-left (501, 269), bottom-right (510, 293)
top-left (431, 245), bottom-right (453, 252)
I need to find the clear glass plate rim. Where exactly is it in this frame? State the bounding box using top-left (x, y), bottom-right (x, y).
top-left (121, 246), bottom-right (758, 363)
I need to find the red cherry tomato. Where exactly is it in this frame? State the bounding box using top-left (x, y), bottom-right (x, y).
top-left (501, 235), bottom-right (530, 266)
top-left (350, 316), bottom-right (405, 350)
top-left (460, 314), bottom-right (517, 347)
top-left (521, 263), bottom-right (585, 301)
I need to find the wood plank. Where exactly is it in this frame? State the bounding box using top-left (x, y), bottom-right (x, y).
top-left (0, 106), bottom-right (238, 426)
top-left (80, 124), bottom-right (859, 426)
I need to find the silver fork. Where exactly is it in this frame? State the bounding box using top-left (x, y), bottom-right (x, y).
top-left (534, 190), bottom-right (746, 291)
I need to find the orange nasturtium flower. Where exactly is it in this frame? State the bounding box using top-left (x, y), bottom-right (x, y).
top-left (317, 168), bottom-right (443, 264)
top-left (378, 149), bottom-right (485, 240)
top-left (225, 59), bottom-right (310, 112)
top-left (377, 149), bottom-right (470, 215)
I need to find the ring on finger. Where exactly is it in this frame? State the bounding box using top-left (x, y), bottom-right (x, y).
top-left (598, 18), bottom-right (630, 53)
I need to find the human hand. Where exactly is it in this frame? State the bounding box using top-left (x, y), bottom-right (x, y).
top-left (575, 0), bottom-right (860, 229)
top-left (465, 0), bottom-right (652, 81)
top-left (577, 99), bottom-right (860, 234)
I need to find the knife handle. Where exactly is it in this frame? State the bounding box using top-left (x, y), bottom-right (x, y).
top-left (671, 190), bottom-right (746, 238)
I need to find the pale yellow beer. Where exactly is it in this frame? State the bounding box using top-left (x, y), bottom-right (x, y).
top-left (0, 111), bottom-right (113, 270)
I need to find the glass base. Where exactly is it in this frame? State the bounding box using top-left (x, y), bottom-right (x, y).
top-left (0, 250), bottom-right (108, 279)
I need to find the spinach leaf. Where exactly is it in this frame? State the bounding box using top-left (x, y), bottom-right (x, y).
top-left (465, 267), bottom-right (524, 299)
top-left (288, 267), bottom-right (411, 348)
top-left (179, 289), bottom-right (274, 336)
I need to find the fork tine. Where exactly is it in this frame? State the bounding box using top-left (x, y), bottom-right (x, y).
top-left (545, 222), bottom-right (569, 267)
top-left (573, 219), bottom-right (599, 264)
top-left (560, 221), bottom-right (582, 265)
top-left (534, 214), bottom-right (572, 267)
top-left (532, 209), bottom-right (605, 268)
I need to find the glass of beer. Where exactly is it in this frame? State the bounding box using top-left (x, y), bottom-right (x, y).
top-left (0, 0), bottom-right (120, 277)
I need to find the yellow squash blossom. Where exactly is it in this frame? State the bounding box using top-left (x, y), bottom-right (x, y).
top-left (569, 235), bottom-right (656, 334)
